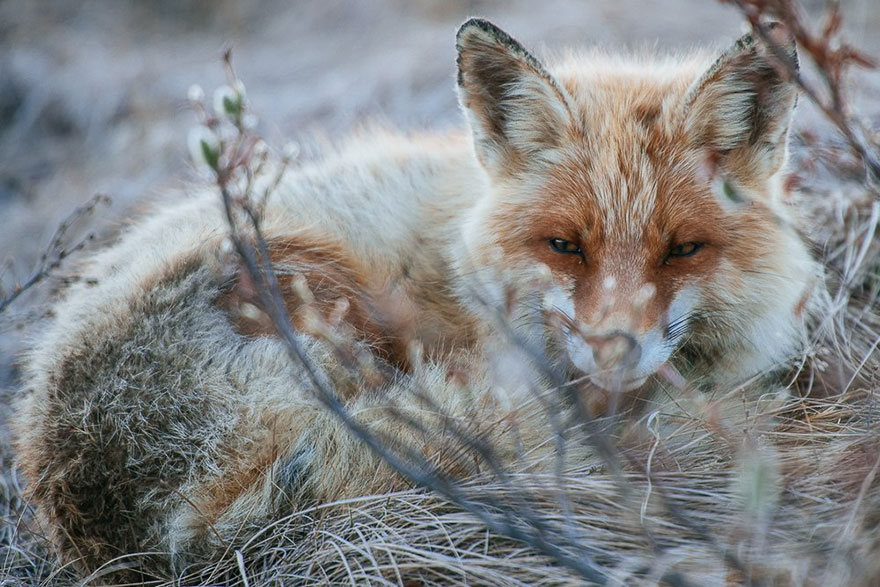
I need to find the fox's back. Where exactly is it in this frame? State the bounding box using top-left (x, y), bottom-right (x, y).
top-left (263, 131), bottom-right (477, 274)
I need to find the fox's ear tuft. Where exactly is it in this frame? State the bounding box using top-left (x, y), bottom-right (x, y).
top-left (683, 24), bottom-right (798, 178)
top-left (456, 18), bottom-right (574, 176)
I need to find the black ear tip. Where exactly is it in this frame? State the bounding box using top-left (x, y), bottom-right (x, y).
top-left (456, 17), bottom-right (511, 49)
top-left (457, 18), bottom-right (498, 39)
top-left (752, 21), bottom-right (799, 71)
top-left (730, 22), bottom-right (798, 71)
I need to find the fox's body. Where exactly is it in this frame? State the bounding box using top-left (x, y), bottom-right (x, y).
top-left (15, 19), bottom-right (818, 579)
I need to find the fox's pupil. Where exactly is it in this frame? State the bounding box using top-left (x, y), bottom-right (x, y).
top-left (550, 238), bottom-right (581, 254)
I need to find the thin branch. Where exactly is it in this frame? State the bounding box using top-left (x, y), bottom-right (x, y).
top-left (0, 193), bottom-right (110, 316)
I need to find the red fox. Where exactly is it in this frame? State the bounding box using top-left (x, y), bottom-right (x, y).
top-left (15, 18), bottom-right (817, 578)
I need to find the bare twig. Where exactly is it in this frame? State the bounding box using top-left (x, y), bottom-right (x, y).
top-left (0, 194), bottom-right (110, 316)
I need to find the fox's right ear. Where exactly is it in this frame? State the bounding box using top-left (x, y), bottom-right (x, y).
top-left (456, 19), bottom-right (574, 176)
top-left (683, 24), bottom-right (799, 179)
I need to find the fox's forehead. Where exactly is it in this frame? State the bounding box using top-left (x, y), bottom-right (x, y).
top-left (551, 142), bottom-right (658, 235)
top-left (539, 119), bottom-right (711, 246)
top-left (526, 55), bottom-right (718, 241)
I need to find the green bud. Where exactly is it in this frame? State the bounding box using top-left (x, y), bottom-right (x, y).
top-left (187, 126), bottom-right (221, 172)
top-left (213, 84), bottom-right (245, 123)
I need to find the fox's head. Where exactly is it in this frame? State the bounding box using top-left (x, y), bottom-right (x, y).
top-left (453, 19), bottom-right (817, 391)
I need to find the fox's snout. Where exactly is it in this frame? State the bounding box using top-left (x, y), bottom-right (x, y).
top-left (586, 330), bottom-right (641, 372)
top-left (566, 323), bottom-right (668, 392)
top-left (561, 282), bottom-right (685, 391)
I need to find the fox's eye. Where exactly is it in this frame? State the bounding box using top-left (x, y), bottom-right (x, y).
top-left (549, 238), bottom-right (582, 255)
top-left (668, 242), bottom-right (702, 258)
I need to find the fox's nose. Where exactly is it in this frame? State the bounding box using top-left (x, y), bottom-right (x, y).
top-left (588, 330), bottom-right (641, 372)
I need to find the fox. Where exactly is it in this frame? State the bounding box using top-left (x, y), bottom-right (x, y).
top-left (14, 18), bottom-right (818, 580)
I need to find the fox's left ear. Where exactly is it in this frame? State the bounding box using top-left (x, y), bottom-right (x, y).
top-left (683, 24), bottom-right (798, 179)
top-left (456, 18), bottom-right (575, 177)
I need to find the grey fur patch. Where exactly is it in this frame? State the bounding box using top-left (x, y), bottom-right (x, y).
top-left (274, 447), bottom-right (315, 503)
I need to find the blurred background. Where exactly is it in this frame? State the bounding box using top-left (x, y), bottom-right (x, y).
top-left (0, 0), bottom-right (877, 394)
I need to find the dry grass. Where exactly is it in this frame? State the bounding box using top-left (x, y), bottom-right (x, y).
top-left (162, 380), bottom-right (879, 586)
top-left (7, 381), bottom-right (876, 584)
top-left (2, 2), bottom-right (880, 586)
